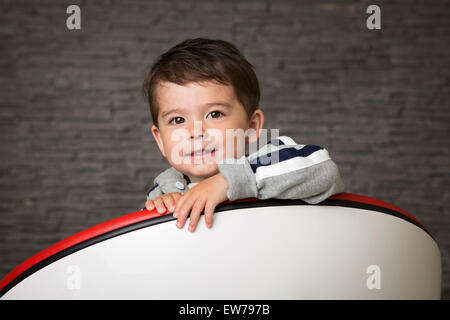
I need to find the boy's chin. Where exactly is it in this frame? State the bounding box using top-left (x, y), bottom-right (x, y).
top-left (176, 162), bottom-right (219, 181)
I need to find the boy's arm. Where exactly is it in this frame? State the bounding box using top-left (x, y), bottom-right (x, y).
top-left (142, 167), bottom-right (187, 210)
top-left (145, 167), bottom-right (188, 201)
top-left (146, 183), bottom-right (163, 201)
top-left (217, 136), bottom-right (345, 204)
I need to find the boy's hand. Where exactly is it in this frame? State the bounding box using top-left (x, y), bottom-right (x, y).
top-left (145, 192), bottom-right (182, 215)
top-left (173, 173), bottom-right (228, 232)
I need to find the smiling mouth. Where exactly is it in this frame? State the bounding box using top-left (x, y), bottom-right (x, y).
top-left (185, 148), bottom-right (216, 157)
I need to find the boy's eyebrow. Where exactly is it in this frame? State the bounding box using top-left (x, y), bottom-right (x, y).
top-left (161, 102), bottom-right (232, 119)
top-left (203, 101), bottom-right (233, 108)
top-left (161, 108), bottom-right (184, 119)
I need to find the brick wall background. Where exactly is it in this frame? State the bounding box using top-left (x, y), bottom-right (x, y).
top-left (0, 0), bottom-right (449, 298)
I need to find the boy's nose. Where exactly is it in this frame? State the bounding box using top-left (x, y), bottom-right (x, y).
top-left (188, 120), bottom-right (206, 139)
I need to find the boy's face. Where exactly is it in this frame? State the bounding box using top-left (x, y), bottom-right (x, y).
top-left (151, 80), bottom-right (263, 183)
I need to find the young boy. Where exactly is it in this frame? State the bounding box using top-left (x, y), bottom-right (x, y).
top-left (141, 38), bottom-right (345, 232)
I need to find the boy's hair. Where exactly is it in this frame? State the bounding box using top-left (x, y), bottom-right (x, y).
top-left (142, 38), bottom-right (260, 127)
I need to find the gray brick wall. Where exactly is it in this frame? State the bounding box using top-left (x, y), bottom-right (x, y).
top-left (0, 0), bottom-right (449, 299)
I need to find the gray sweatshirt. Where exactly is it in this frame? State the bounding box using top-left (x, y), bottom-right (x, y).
top-left (144, 135), bottom-right (345, 206)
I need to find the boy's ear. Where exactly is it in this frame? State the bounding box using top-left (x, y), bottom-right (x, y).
top-left (151, 125), bottom-right (166, 158)
top-left (247, 109), bottom-right (265, 143)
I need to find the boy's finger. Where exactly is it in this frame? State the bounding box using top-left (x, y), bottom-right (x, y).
top-left (172, 192), bottom-right (182, 203)
top-left (162, 194), bottom-right (176, 212)
top-left (171, 193), bottom-right (182, 215)
top-left (145, 200), bottom-right (155, 211)
top-left (154, 197), bottom-right (166, 214)
top-left (204, 202), bottom-right (215, 229)
top-left (173, 192), bottom-right (189, 218)
top-left (188, 199), bottom-right (206, 232)
top-left (175, 195), bottom-right (195, 229)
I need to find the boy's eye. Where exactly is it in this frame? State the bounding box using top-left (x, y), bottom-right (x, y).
top-left (169, 117), bottom-right (184, 125)
top-left (207, 111), bottom-right (223, 119)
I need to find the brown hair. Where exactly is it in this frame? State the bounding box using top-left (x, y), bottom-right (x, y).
top-left (142, 38), bottom-right (260, 127)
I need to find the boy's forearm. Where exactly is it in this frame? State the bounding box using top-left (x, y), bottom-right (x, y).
top-left (258, 159), bottom-right (345, 203)
top-left (146, 166), bottom-right (187, 201)
top-left (218, 136), bottom-right (345, 203)
top-left (218, 157), bottom-right (344, 202)
top-left (217, 157), bottom-right (258, 201)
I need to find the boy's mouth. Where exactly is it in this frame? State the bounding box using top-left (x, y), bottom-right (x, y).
top-left (184, 147), bottom-right (216, 161)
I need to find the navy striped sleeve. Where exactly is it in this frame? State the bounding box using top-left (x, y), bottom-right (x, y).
top-left (249, 145), bottom-right (324, 173)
